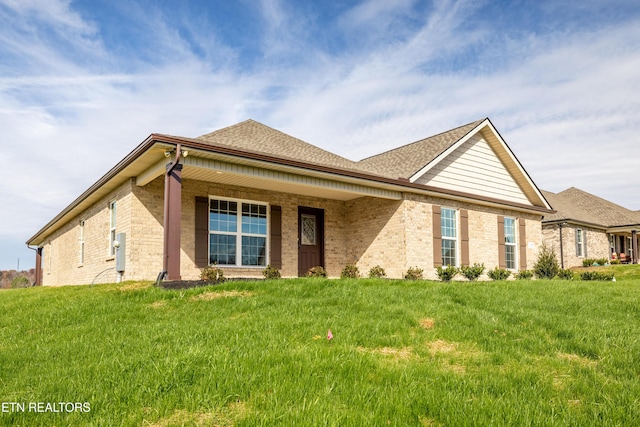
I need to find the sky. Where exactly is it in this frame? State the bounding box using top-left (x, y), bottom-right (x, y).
top-left (1, 0), bottom-right (639, 270)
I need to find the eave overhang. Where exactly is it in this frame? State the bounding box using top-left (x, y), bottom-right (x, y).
top-left (27, 132), bottom-right (555, 247)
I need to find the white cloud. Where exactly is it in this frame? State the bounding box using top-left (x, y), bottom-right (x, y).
top-left (2, 0), bottom-right (640, 269)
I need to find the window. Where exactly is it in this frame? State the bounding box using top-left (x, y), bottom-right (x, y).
top-left (209, 198), bottom-right (268, 266)
top-left (576, 229), bottom-right (585, 257)
top-left (504, 217), bottom-right (517, 269)
top-left (79, 220), bottom-right (85, 265)
top-left (109, 201), bottom-right (117, 257)
top-left (441, 208), bottom-right (458, 266)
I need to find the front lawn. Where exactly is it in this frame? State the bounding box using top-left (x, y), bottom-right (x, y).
top-left (1, 277), bottom-right (639, 426)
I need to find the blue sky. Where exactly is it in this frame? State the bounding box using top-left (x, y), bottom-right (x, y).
top-left (1, 0), bottom-right (639, 270)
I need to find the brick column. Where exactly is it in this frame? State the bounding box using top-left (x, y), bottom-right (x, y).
top-left (163, 162), bottom-right (183, 280)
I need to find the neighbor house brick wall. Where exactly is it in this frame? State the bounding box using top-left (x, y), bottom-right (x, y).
top-left (542, 224), bottom-right (609, 268)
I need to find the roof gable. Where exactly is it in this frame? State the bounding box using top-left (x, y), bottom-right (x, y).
top-left (414, 132), bottom-right (532, 205)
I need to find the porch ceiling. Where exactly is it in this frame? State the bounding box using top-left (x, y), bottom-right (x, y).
top-left (182, 155), bottom-right (402, 201)
top-left (135, 147), bottom-right (403, 201)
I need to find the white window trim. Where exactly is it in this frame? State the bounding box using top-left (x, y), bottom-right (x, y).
top-left (109, 200), bottom-right (117, 258)
top-left (441, 207), bottom-right (459, 267)
top-left (504, 217), bottom-right (518, 270)
top-left (576, 228), bottom-right (584, 257)
top-left (208, 196), bottom-right (270, 268)
top-left (79, 220), bottom-right (85, 266)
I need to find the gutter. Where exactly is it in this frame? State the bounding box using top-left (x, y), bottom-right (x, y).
top-left (27, 132), bottom-right (556, 246)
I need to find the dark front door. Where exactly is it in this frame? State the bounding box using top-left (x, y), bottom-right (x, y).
top-left (298, 207), bottom-right (324, 276)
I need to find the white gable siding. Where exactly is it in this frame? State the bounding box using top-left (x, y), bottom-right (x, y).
top-left (414, 135), bottom-right (532, 205)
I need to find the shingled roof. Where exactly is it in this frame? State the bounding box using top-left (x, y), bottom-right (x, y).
top-left (197, 118), bottom-right (487, 180)
top-left (197, 119), bottom-right (361, 173)
top-left (542, 187), bottom-right (640, 227)
top-left (356, 119), bottom-right (484, 179)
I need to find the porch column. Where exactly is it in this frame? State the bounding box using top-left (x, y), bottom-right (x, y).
top-left (35, 247), bottom-right (43, 286)
top-left (163, 161), bottom-right (183, 281)
top-left (633, 230), bottom-right (638, 264)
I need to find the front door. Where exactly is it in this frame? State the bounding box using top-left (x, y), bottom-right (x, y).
top-left (298, 207), bottom-right (324, 276)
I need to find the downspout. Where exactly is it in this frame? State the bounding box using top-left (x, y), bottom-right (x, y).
top-left (160, 144), bottom-right (182, 282)
top-left (558, 223), bottom-right (565, 269)
top-left (26, 244), bottom-right (42, 286)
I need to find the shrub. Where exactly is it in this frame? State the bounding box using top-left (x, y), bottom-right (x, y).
top-left (306, 266), bottom-right (327, 278)
top-left (436, 265), bottom-right (459, 282)
top-left (11, 276), bottom-right (30, 288)
top-left (533, 243), bottom-right (560, 279)
top-left (200, 264), bottom-right (226, 283)
top-left (459, 263), bottom-right (485, 281)
top-left (515, 270), bottom-right (534, 280)
top-left (580, 271), bottom-right (614, 281)
top-left (404, 266), bottom-right (423, 280)
top-left (488, 267), bottom-right (511, 281)
top-left (368, 265), bottom-right (386, 278)
top-left (582, 259), bottom-right (595, 267)
top-left (557, 269), bottom-right (575, 280)
top-left (610, 259), bottom-right (621, 265)
top-left (340, 264), bottom-right (360, 279)
top-left (262, 265), bottom-right (281, 279)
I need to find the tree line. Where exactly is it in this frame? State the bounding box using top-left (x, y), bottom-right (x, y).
top-left (0, 269), bottom-right (36, 289)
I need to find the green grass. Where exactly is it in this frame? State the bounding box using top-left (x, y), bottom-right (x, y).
top-left (1, 276), bottom-right (640, 426)
top-left (572, 263), bottom-right (640, 280)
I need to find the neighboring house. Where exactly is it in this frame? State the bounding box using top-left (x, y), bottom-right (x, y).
top-left (26, 118), bottom-right (553, 286)
top-left (541, 188), bottom-right (640, 268)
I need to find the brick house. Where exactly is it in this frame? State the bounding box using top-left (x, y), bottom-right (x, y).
top-left (26, 118), bottom-right (553, 286)
top-left (542, 188), bottom-right (640, 268)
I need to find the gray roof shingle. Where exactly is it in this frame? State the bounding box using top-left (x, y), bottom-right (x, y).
top-left (542, 187), bottom-right (640, 227)
top-left (356, 119), bottom-right (485, 179)
top-left (197, 119), bottom-right (361, 172)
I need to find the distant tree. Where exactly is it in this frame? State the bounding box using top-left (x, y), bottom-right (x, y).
top-left (11, 276), bottom-right (30, 288)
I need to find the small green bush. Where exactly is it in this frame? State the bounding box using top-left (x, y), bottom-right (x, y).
top-left (436, 265), bottom-right (459, 282)
top-left (262, 265), bottom-right (281, 279)
top-left (340, 264), bottom-right (360, 279)
top-left (534, 243), bottom-right (560, 279)
top-left (368, 265), bottom-right (387, 278)
top-left (11, 276), bottom-right (30, 288)
top-left (515, 270), bottom-right (534, 280)
top-left (200, 264), bottom-right (226, 283)
top-left (557, 269), bottom-right (575, 280)
top-left (610, 259), bottom-right (621, 265)
top-left (404, 266), bottom-right (423, 280)
top-left (580, 271), bottom-right (614, 281)
top-left (306, 266), bottom-right (327, 278)
top-left (459, 263), bottom-right (485, 281)
top-left (584, 258), bottom-right (609, 266)
top-left (488, 267), bottom-right (511, 281)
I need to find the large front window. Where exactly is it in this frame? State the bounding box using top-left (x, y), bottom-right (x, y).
top-left (441, 208), bottom-right (458, 266)
top-left (504, 217), bottom-right (517, 269)
top-left (209, 198), bottom-right (267, 266)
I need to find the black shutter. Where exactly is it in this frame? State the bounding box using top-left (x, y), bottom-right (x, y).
top-left (195, 197), bottom-right (209, 268)
top-left (432, 206), bottom-right (442, 267)
top-left (270, 206), bottom-right (282, 269)
top-left (498, 216), bottom-right (506, 269)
